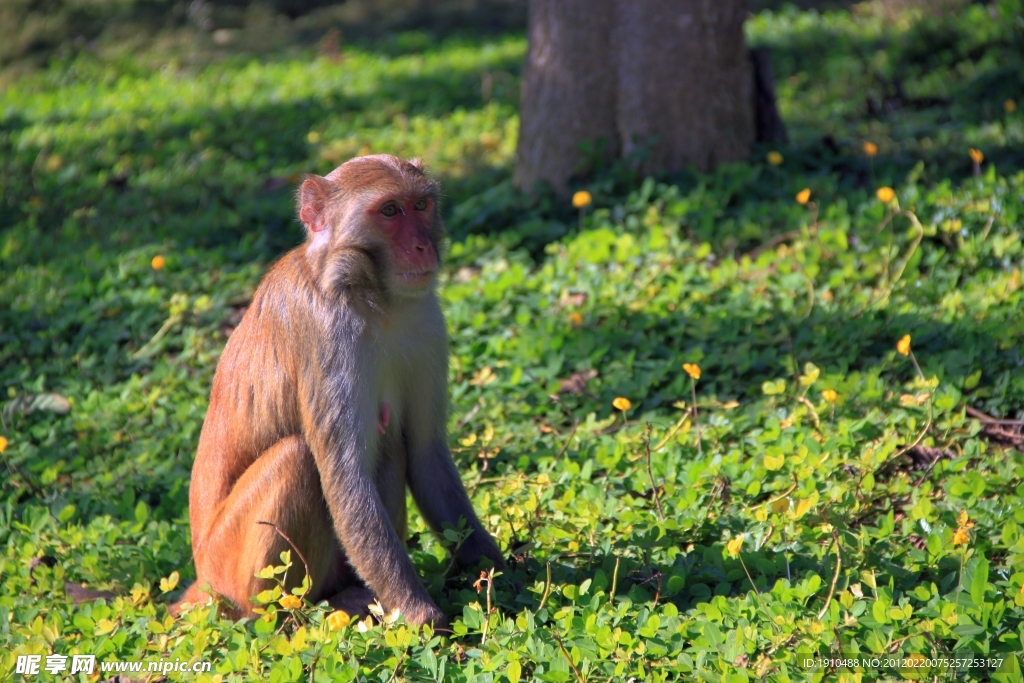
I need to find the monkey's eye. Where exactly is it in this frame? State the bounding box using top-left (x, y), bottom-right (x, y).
top-left (413, 197), bottom-right (429, 211)
top-left (380, 202), bottom-right (400, 218)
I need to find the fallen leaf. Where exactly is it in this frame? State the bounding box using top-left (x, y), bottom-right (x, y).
top-left (557, 369), bottom-right (597, 395)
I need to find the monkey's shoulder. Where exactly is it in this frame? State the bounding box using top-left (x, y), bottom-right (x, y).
top-left (239, 252), bottom-right (324, 326)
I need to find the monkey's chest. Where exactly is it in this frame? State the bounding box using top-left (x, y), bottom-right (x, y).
top-left (374, 363), bottom-right (403, 438)
top-left (367, 372), bottom-right (405, 479)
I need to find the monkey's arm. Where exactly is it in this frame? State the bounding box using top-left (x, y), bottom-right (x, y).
top-left (403, 349), bottom-right (505, 570)
top-left (299, 342), bottom-right (443, 624)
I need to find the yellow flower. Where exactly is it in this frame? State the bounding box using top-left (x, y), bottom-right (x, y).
top-left (612, 397), bottom-right (632, 412)
top-left (726, 536), bottom-right (744, 556)
top-left (795, 188), bottom-right (811, 205)
top-left (766, 151), bottom-right (783, 166)
top-left (863, 141), bottom-right (878, 157)
top-left (279, 594), bottom-right (303, 610)
top-left (572, 191), bottom-right (592, 208)
top-left (307, 131), bottom-right (321, 144)
top-left (951, 511), bottom-right (975, 546)
top-left (568, 312), bottom-right (583, 326)
top-left (0, 436), bottom-right (7, 453)
top-left (326, 610), bottom-right (351, 631)
top-left (1006, 99), bottom-right (1017, 114)
top-left (151, 255), bottom-right (166, 271)
top-left (969, 148), bottom-right (984, 164)
top-left (682, 363), bottom-right (701, 380)
top-left (896, 334), bottom-right (911, 356)
top-left (876, 186), bottom-right (896, 203)
top-left (821, 389), bottom-right (838, 403)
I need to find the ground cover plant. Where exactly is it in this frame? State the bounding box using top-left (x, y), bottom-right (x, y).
top-left (2, 1), bottom-right (1024, 680)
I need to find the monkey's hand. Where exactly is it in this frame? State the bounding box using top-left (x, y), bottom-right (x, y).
top-left (403, 598), bottom-right (448, 629)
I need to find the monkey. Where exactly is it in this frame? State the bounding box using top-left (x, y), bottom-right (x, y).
top-left (176, 155), bottom-right (504, 626)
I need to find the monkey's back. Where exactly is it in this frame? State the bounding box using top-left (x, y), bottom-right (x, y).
top-left (189, 248), bottom-right (312, 548)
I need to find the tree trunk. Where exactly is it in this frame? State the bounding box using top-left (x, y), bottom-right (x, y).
top-left (516, 0), bottom-right (756, 193)
top-left (514, 0), bottom-right (618, 193)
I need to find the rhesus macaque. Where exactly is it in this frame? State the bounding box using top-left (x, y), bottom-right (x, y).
top-left (177, 155), bottom-right (504, 625)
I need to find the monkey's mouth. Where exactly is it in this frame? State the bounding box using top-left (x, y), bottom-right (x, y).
top-left (397, 270), bottom-right (436, 288)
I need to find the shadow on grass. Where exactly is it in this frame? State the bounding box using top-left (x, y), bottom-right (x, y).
top-left (484, 539), bottom-right (970, 628)
top-left (0, 51), bottom-right (521, 266)
top-left (4, 197), bottom-right (1024, 520)
top-left (536, 301), bottom-right (1023, 426)
top-left (751, 8), bottom-right (1024, 188)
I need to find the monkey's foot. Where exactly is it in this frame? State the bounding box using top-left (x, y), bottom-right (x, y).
top-left (326, 586), bottom-right (376, 617)
top-left (377, 402), bottom-right (391, 435)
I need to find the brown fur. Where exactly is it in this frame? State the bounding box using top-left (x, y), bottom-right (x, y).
top-left (179, 155), bottom-right (503, 625)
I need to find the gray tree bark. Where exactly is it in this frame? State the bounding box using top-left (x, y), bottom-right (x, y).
top-left (514, 0), bottom-right (618, 193)
top-left (516, 0), bottom-right (756, 193)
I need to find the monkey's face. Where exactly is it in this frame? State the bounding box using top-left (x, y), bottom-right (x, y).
top-left (298, 155), bottom-right (445, 300)
top-left (370, 193), bottom-right (439, 295)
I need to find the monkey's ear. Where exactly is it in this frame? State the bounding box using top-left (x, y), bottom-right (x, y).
top-left (408, 157), bottom-right (425, 171)
top-left (298, 175), bottom-right (331, 232)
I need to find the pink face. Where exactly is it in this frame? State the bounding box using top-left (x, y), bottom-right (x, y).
top-left (370, 194), bottom-right (438, 290)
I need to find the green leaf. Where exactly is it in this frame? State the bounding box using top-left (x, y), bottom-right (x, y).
top-left (970, 557), bottom-right (990, 605)
top-left (872, 600), bottom-right (890, 624)
top-left (420, 648), bottom-right (438, 678)
top-left (992, 654), bottom-right (1023, 683)
top-left (72, 613), bottom-right (95, 632)
top-left (952, 623), bottom-right (985, 638)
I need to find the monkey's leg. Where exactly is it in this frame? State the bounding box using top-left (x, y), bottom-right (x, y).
top-left (191, 435), bottom-right (359, 616)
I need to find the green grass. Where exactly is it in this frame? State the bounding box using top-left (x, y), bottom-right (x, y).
top-left (2, 4), bottom-right (1024, 681)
